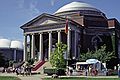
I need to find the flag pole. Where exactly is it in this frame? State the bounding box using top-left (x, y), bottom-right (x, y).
top-left (65, 17), bottom-right (68, 34)
top-left (65, 16), bottom-right (69, 68)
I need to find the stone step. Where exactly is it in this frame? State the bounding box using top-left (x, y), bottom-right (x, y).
top-left (32, 60), bottom-right (45, 71)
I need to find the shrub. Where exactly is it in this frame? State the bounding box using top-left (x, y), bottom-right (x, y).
top-left (44, 68), bottom-right (65, 76)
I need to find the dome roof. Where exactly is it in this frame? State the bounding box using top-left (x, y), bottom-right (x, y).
top-left (55, 2), bottom-right (101, 14)
top-left (0, 39), bottom-right (23, 49)
top-left (0, 39), bottom-right (11, 48)
top-left (10, 41), bottom-right (23, 49)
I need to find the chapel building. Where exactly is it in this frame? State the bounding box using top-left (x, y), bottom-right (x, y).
top-left (21, 2), bottom-right (120, 69)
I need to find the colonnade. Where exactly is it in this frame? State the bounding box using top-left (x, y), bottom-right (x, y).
top-left (23, 30), bottom-right (76, 61)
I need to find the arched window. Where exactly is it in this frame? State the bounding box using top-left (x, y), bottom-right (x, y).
top-left (91, 35), bottom-right (102, 50)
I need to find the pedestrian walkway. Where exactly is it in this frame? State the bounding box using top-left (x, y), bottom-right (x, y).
top-left (0, 73), bottom-right (45, 80)
top-left (59, 75), bottom-right (118, 78)
top-left (0, 73), bottom-right (119, 80)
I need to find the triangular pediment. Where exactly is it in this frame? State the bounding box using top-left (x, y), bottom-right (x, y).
top-left (40, 20), bottom-right (58, 25)
top-left (21, 13), bottom-right (65, 29)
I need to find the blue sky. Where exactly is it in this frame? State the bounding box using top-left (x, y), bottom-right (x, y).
top-left (0, 0), bottom-right (120, 41)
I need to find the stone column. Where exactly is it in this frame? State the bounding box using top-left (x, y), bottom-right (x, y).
top-left (31, 34), bottom-right (35, 59)
top-left (23, 34), bottom-right (27, 61)
top-left (67, 30), bottom-right (71, 59)
top-left (58, 30), bottom-right (61, 43)
top-left (29, 35), bottom-right (32, 60)
top-left (74, 31), bottom-right (77, 58)
top-left (39, 33), bottom-right (43, 61)
top-left (48, 31), bottom-right (52, 61)
top-left (118, 40), bottom-right (120, 63)
top-left (14, 49), bottom-right (17, 61)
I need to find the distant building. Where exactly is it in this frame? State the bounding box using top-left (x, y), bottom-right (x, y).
top-left (21, 2), bottom-right (120, 68)
top-left (0, 39), bottom-right (23, 62)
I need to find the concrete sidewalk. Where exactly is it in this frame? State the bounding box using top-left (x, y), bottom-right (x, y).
top-left (59, 75), bottom-right (118, 78)
top-left (0, 73), bottom-right (119, 80)
top-left (0, 73), bottom-right (45, 80)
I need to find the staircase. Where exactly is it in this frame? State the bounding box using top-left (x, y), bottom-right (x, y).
top-left (32, 60), bottom-right (45, 71)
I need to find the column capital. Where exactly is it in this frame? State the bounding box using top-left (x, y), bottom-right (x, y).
top-left (29, 33), bottom-right (35, 36)
top-left (68, 29), bottom-right (72, 31)
top-left (48, 31), bottom-right (52, 33)
top-left (23, 33), bottom-right (27, 36)
top-left (31, 33), bottom-right (35, 35)
top-left (57, 30), bottom-right (61, 32)
top-left (39, 32), bottom-right (43, 34)
top-left (74, 30), bottom-right (79, 34)
top-left (74, 30), bottom-right (77, 32)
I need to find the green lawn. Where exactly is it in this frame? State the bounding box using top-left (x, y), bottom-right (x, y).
top-left (0, 76), bottom-right (21, 80)
top-left (43, 77), bottom-right (119, 80)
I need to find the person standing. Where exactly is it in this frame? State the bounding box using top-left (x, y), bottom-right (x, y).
top-left (118, 64), bottom-right (120, 78)
top-left (65, 68), bottom-right (69, 76)
top-left (28, 65), bottom-right (32, 76)
top-left (89, 65), bottom-right (92, 76)
top-left (21, 66), bottom-right (25, 76)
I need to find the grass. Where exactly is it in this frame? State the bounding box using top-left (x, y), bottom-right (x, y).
top-left (0, 76), bottom-right (21, 80)
top-left (43, 77), bottom-right (119, 80)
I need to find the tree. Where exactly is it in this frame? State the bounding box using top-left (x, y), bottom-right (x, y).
top-left (50, 42), bottom-right (67, 68)
top-left (80, 50), bottom-right (94, 62)
top-left (93, 45), bottom-right (115, 63)
top-left (80, 45), bottom-right (115, 63)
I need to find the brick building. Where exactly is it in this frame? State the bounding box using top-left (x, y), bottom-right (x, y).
top-left (21, 2), bottom-right (120, 69)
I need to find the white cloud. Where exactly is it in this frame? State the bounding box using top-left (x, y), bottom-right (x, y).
top-left (17, 0), bottom-right (25, 9)
top-left (51, 0), bottom-right (55, 6)
top-left (29, 1), bottom-right (40, 15)
top-left (17, 0), bottom-right (40, 17)
top-left (51, 0), bottom-right (58, 6)
top-left (0, 36), bottom-right (4, 39)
